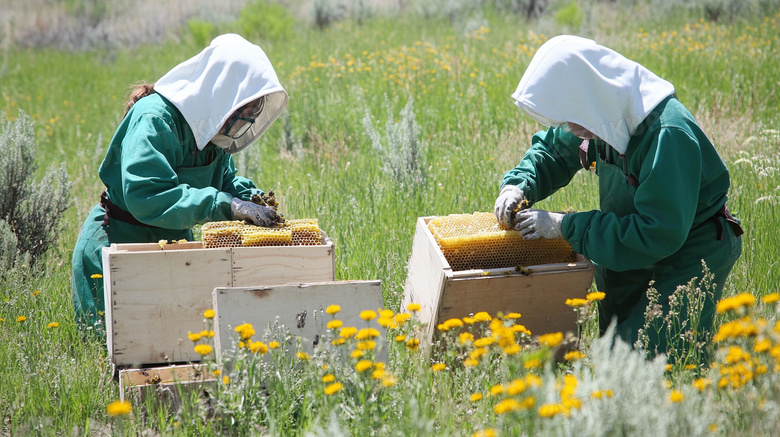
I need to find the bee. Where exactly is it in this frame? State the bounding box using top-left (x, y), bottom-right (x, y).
top-left (512, 199), bottom-right (530, 213)
top-left (515, 266), bottom-right (533, 276)
top-left (149, 374), bottom-right (162, 385)
top-left (296, 310), bottom-right (307, 329)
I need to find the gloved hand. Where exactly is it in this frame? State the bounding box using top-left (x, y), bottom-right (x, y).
top-left (231, 197), bottom-right (281, 227)
top-left (514, 209), bottom-right (565, 240)
top-left (494, 185), bottom-right (526, 229)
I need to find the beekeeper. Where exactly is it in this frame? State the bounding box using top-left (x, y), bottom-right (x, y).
top-left (72, 34), bottom-right (288, 327)
top-left (494, 35), bottom-right (743, 356)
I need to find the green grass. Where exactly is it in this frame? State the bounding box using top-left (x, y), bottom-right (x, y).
top-left (1, 2), bottom-right (779, 435)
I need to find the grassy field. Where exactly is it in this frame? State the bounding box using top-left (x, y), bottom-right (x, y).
top-left (1, 0), bottom-right (779, 435)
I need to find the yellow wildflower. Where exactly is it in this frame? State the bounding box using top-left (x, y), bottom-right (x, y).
top-left (395, 334), bottom-right (407, 342)
top-left (249, 341), bottom-right (268, 355)
top-left (356, 340), bottom-right (376, 350)
top-left (586, 291), bottom-right (606, 301)
top-left (269, 341), bottom-right (280, 349)
top-left (325, 305), bottom-right (341, 315)
top-left (234, 323), bottom-right (255, 340)
top-left (565, 298), bottom-right (589, 307)
top-left (524, 359), bottom-right (542, 369)
top-left (324, 382), bottom-right (344, 395)
top-left (693, 378), bottom-right (711, 392)
top-left (194, 344), bottom-right (213, 356)
top-left (494, 398), bottom-right (522, 414)
top-left (431, 363), bottom-right (446, 372)
top-left (32, 290), bottom-right (40, 297)
top-left (106, 400), bottom-right (132, 416)
top-left (505, 312), bottom-right (522, 319)
top-left (355, 360), bottom-right (373, 372)
top-left (339, 326), bottom-right (358, 339)
top-left (761, 293), bottom-right (780, 304)
top-left (473, 312), bottom-right (492, 322)
top-left (377, 317), bottom-right (395, 328)
top-left (360, 310), bottom-right (377, 321)
top-left (472, 429), bottom-right (497, 437)
top-left (351, 349), bottom-right (365, 359)
top-left (17, 316), bottom-right (26, 323)
top-left (564, 350), bottom-right (586, 361)
top-left (538, 332), bottom-right (564, 347)
top-left (538, 404), bottom-right (566, 418)
top-left (91, 274), bottom-right (103, 279)
top-left (406, 338), bottom-right (420, 350)
top-left (473, 337), bottom-right (494, 348)
top-left (464, 358), bottom-right (479, 367)
top-left (47, 322), bottom-right (59, 328)
top-left (222, 376), bottom-right (230, 384)
top-left (296, 351), bottom-right (310, 361)
top-left (716, 293), bottom-right (755, 314)
top-left (188, 332), bottom-right (201, 342)
top-left (669, 390), bottom-right (684, 402)
top-left (394, 313), bottom-right (412, 325)
top-left (407, 303), bottom-right (421, 312)
top-left (356, 328), bottom-right (381, 339)
top-left (327, 320), bottom-right (343, 330)
top-left (459, 332), bottom-right (474, 344)
top-left (470, 393), bottom-right (483, 402)
top-left (203, 309), bottom-right (216, 319)
top-left (381, 375), bottom-right (397, 387)
top-left (322, 374), bottom-right (335, 383)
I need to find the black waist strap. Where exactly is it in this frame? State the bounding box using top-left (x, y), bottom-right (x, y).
top-left (100, 191), bottom-right (161, 228)
top-left (698, 204), bottom-right (744, 240)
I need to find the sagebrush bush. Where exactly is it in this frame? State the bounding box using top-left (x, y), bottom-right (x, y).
top-left (363, 98), bottom-right (427, 190)
top-left (0, 111), bottom-right (71, 264)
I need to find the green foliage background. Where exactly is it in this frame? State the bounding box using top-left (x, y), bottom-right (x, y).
top-left (0, 0), bottom-right (778, 434)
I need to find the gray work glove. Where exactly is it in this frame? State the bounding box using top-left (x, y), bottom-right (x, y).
top-left (514, 209), bottom-right (565, 240)
top-left (494, 185), bottom-right (526, 229)
top-left (231, 197), bottom-right (281, 227)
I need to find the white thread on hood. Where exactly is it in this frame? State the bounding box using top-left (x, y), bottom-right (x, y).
top-left (511, 35), bottom-right (675, 154)
top-left (155, 33), bottom-right (288, 153)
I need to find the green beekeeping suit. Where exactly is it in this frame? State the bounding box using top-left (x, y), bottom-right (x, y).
top-left (72, 34), bottom-right (289, 327)
top-left (500, 35), bottom-right (743, 358)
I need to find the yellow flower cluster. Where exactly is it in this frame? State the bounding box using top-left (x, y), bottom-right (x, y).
top-left (716, 293), bottom-right (756, 314)
top-left (538, 374), bottom-right (581, 418)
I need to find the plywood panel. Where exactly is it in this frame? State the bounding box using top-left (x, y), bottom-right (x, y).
top-left (401, 216), bottom-right (595, 346)
top-left (105, 247), bottom-right (233, 366)
top-left (439, 268), bottom-right (594, 337)
top-left (231, 241), bottom-right (335, 286)
top-left (400, 217), bottom-right (450, 341)
top-left (213, 281), bottom-right (384, 362)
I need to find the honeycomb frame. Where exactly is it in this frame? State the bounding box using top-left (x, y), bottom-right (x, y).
top-left (427, 212), bottom-right (575, 272)
top-left (201, 219), bottom-right (324, 248)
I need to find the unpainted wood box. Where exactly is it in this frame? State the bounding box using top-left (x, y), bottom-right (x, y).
top-left (212, 280), bottom-right (385, 362)
top-left (102, 237), bottom-right (335, 368)
top-left (402, 217), bottom-right (594, 344)
top-left (119, 363), bottom-right (216, 406)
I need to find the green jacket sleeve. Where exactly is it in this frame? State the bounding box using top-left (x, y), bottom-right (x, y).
top-left (120, 114), bottom-right (234, 229)
top-left (220, 154), bottom-right (262, 201)
top-left (562, 127), bottom-right (702, 271)
top-left (501, 126), bottom-right (584, 204)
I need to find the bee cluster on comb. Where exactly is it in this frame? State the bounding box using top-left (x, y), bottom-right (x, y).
top-left (427, 212), bottom-right (575, 271)
top-left (201, 219), bottom-right (323, 248)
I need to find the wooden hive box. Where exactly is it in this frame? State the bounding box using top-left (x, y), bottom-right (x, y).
top-left (212, 280), bottom-right (385, 363)
top-left (402, 217), bottom-right (594, 344)
top-left (102, 236), bottom-right (335, 368)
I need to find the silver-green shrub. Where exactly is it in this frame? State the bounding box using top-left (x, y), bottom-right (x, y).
top-left (0, 111), bottom-right (71, 264)
top-left (363, 97), bottom-right (427, 190)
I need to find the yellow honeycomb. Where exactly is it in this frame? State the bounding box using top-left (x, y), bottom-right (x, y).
top-left (427, 212), bottom-right (575, 271)
top-left (201, 219), bottom-right (323, 248)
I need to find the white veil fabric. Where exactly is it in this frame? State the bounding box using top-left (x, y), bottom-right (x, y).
top-left (511, 35), bottom-right (675, 154)
top-left (155, 33), bottom-right (288, 154)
